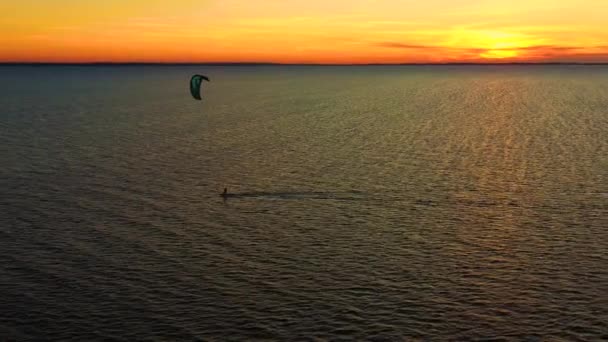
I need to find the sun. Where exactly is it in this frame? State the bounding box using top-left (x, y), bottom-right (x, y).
top-left (480, 30), bottom-right (545, 60)
top-left (450, 30), bottom-right (540, 60)
top-left (481, 49), bottom-right (519, 59)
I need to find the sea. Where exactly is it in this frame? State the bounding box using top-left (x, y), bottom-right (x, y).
top-left (1, 65), bottom-right (607, 340)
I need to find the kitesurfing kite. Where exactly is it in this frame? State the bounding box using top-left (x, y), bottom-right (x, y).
top-left (190, 74), bottom-right (210, 100)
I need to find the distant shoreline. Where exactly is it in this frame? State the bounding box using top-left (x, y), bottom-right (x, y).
top-left (1, 62), bottom-right (608, 66)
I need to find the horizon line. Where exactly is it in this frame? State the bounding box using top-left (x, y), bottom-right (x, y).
top-left (2, 62), bottom-right (608, 66)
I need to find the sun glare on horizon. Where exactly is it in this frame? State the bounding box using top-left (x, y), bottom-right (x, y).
top-left (464, 31), bottom-right (537, 60)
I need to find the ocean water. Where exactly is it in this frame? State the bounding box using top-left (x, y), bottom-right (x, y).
top-left (1, 65), bottom-right (607, 340)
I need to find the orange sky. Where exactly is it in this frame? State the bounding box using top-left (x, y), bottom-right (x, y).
top-left (1, 0), bottom-right (607, 63)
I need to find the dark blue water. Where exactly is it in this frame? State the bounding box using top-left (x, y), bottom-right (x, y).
top-left (2, 65), bottom-right (607, 340)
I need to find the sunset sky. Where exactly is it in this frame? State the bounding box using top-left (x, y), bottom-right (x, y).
top-left (2, 0), bottom-right (607, 63)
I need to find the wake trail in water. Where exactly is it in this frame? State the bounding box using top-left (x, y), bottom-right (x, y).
top-left (221, 191), bottom-right (367, 201)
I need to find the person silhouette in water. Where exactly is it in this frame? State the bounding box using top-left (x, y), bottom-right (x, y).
top-left (222, 187), bottom-right (228, 197)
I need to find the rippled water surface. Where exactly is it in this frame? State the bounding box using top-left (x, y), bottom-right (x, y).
top-left (2, 66), bottom-right (607, 340)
